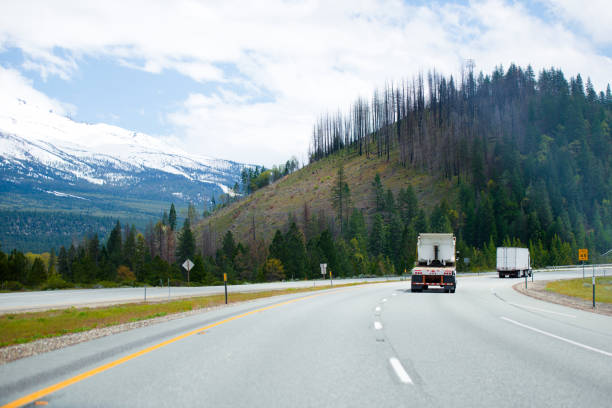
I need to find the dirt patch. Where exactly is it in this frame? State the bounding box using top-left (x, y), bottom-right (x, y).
top-left (513, 280), bottom-right (612, 317)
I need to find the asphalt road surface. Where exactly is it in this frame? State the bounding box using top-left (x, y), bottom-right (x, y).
top-left (1, 270), bottom-right (611, 407)
top-left (0, 277), bottom-right (401, 313)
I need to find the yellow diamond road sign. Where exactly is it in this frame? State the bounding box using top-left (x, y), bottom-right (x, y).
top-left (578, 249), bottom-right (588, 261)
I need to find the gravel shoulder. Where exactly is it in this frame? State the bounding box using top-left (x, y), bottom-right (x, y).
top-left (513, 280), bottom-right (612, 317)
top-left (0, 300), bottom-right (248, 365)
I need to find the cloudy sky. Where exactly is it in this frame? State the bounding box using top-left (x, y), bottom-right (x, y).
top-left (0, 0), bottom-right (610, 166)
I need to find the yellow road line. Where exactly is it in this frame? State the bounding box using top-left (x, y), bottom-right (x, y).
top-left (2, 290), bottom-right (335, 408)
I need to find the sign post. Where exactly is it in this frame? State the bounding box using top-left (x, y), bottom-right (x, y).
top-left (320, 263), bottom-right (330, 287)
top-left (593, 264), bottom-right (596, 309)
top-left (579, 249), bottom-right (588, 279)
top-left (223, 273), bottom-right (228, 304)
top-left (182, 259), bottom-right (194, 286)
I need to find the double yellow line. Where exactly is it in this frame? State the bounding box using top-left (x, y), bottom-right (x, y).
top-left (2, 290), bottom-right (333, 408)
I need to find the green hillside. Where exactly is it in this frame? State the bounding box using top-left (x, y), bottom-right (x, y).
top-left (199, 149), bottom-right (443, 244)
top-left (197, 64), bottom-right (612, 277)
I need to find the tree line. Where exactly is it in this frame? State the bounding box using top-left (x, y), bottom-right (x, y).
top-left (310, 64), bottom-right (612, 256)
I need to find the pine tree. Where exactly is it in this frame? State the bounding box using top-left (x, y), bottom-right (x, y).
top-left (369, 214), bottom-right (385, 256)
top-left (331, 165), bottom-right (351, 233)
top-left (107, 221), bottom-right (123, 265)
top-left (177, 218), bottom-right (196, 263)
top-left (372, 173), bottom-right (385, 212)
top-left (269, 230), bottom-right (286, 261)
top-left (169, 204), bottom-right (177, 231)
top-left (134, 233), bottom-right (147, 282)
top-left (58, 246), bottom-right (70, 281)
top-left (28, 257), bottom-right (47, 286)
top-left (283, 223), bottom-right (307, 280)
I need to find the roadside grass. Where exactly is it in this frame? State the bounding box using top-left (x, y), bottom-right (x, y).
top-left (0, 281), bottom-right (373, 348)
top-left (545, 277), bottom-right (612, 304)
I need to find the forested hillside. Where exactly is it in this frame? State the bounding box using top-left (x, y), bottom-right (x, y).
top-left (309, 65), bottom-right (612, 259)
top-left (200, 64), bottom-right (612, 278)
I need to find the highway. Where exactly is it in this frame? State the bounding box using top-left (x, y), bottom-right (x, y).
top-left (0, 277), bottom-right (400, 313)
top-left (1, 270), bottom-right (611, 407)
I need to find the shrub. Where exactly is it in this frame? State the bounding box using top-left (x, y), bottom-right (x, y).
top-left (41, 273), bottom-right (73, 290)
top-left (117, 265), bottom-right (136, 282)
top-left (3, 281), bottom-right (24, 291)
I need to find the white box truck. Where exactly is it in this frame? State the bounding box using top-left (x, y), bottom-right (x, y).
top-left (411, 233), bottom-right (456, 293)
top-left (496, 247), bottom-right (531, 278)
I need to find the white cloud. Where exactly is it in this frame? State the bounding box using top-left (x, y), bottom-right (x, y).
top-left (543, 0), bottom-right (612, 45)
top-left (0, 66), bottom-right (75, 116)
top-left (0, 0), bottom-right (611, 165)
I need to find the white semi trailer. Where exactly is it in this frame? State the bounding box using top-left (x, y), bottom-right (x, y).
top-left (411, 233), bottom-right (456, 293)
top-left (496, 247), bottom-right (531, 278)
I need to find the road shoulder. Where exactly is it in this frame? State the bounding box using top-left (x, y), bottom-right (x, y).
top-left (513, 280), bottom-right (612, 317)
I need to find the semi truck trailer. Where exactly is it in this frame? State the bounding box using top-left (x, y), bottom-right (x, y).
top-left (411, 233), bottom-right (456, 293)
top-left (496, 247), bottom-right (531, 278)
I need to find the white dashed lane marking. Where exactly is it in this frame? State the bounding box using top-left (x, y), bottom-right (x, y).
top-left (389, 357), bottom-right (413, 384)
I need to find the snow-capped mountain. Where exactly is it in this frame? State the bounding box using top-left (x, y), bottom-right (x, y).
top-left (0, 94), bottom-right (249, 214)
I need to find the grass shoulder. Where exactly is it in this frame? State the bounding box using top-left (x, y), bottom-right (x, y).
top-left (545, 277), bottom-right (612, 304)
top-left (0, 281), bottom-right (375, 348)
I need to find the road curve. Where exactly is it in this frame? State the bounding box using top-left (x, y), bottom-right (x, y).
top-left (0, 277), bottom-right (401, 313)
top-left (1, 270), bottom-right (611, 407)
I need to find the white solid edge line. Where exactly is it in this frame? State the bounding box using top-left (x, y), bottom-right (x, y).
top-left (392, 293), bottom-right (397, 296)
top-left (374, 321), bottom-right (383, 330)
top-left (375, 306), bottom-right (381, 312)
top-left (508, 302), bottom-right (576, 318)
top-left (500, 317), bottom-right (612, 357)
top-left (389, 357), bottom-right (413, 384)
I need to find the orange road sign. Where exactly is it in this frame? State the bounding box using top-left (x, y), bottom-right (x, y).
top-left (578, 249), bottom-right (588, 261)
top-left (223, 273), bottom-right (227, 282)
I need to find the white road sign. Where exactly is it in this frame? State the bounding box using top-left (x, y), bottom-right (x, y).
top-left (182, 259), bottom-right (194, 271)
top-left (320, 263), bottom-right (327, 275)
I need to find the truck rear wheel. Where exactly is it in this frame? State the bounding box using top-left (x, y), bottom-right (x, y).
top-left (450, 287), bottom-right (456, 293)
top-left (498, 272), bottom-right (503, 278)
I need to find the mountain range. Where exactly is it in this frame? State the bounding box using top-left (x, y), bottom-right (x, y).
top-left (0, 94), bottom-right (250, 251)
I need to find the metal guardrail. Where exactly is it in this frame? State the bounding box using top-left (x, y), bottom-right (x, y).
top-left (544, 264), bottom-right (612, 269)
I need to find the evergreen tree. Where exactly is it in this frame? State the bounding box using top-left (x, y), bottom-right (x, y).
top-left (177, 218), bottom-right (196, 263)
top-left (331, 165), bottom-right (351, 233)
top-left (398, 186), bottom-right (418, 225)
top-left (28, 257), bottom-right (47, 287)
top-left (123, 226), bottom-right (136, 268)
top-left (369, 214), bottom-right (385, 256)
top-left (283, 222), bottom-right (307, 280)
top-left (58, 246), bottom-right (70, 281)
top-left (88, 234), bottom-right (100, 265)
top-left (269, 230), bottom-right (286, 261)
top-left (372, 173), bottom-right (385, 212)
top-left (169, 204), bottom-right (177, 231)
top-left (107, 221), bottom-right (123, 265)
top-left (8, 249), bottom-right (27, 283)
top-left (348, 208), bottom-right (367, 242)
top-left (134, 233), bottom-right (147, 282)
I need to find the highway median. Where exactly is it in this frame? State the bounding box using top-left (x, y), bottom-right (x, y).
top-left (0, 281), bottom-right (377, 353)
